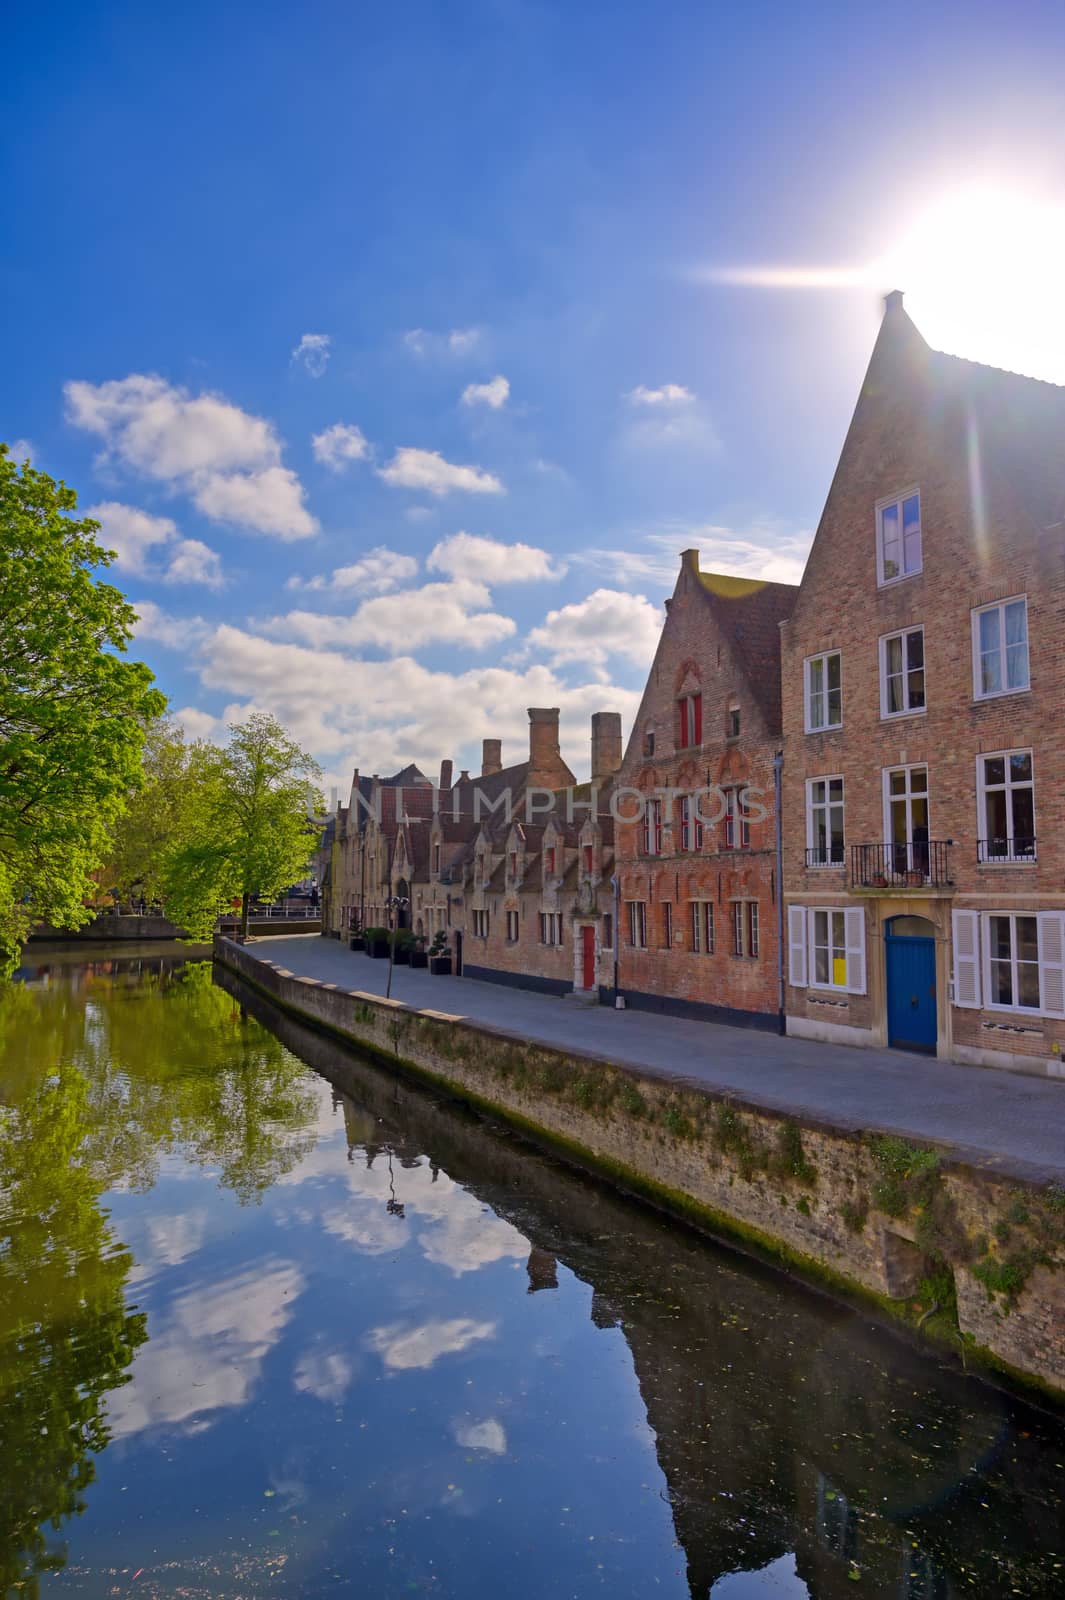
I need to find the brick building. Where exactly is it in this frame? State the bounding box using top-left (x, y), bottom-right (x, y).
top-left (613, 548), bottom-right (797, 1027)
top-left (782, 292), bottom-right (1065, 1075)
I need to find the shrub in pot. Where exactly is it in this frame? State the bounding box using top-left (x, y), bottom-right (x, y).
top-left (391, 928), bottom-right (416, 966)
top-left (364, 926), bottom-right (391, 958)
top-left (428, 930), bottom-right (452, 975)
top-left (409, 934), bottom-right (429, 969)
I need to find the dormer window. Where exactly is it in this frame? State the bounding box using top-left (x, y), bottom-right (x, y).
top-left (876, 490), bottom-right (922, 584)
top-left (643, 728), bottom-right (655, 758)
top-left (727, 703), bottom-right (740, 739)
top-left (676, 693), bottom-right (702, 750)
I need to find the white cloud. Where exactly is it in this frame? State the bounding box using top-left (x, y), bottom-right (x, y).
top-left (172, 705), bottom-right (225, 742)
top-left (5, 437), bottom-right (35, 464)
top-left (293, 1344), bottom-right (353, 1403)
top-left (461, 375), bottom-right (509, 410)
top-left (132, 599), bottom-right (210, 650)
top-left (291, 333), bottom-right (331, 376)
top-left (403, 327), bottom-right (481, 358)
top-left (449, 328), bottom-right (480, 354)
top-left (428, 531), bottom-right (565, 584)
top-left (365, 1318), bottom-right (496, 1372)
top-left (164, 537), bottom-right (224, 588)
top-left (626, 383), bottom-right (695, 406)
top-left (526, 588), bottom-right (662, 670)
top-left (264, 579), bottom-right (516, 653)
top-left (287, 546), bottom-right (418, 595)
top-left (311, 422), bottom-right (370, 472)
top-left (377, 447), bottom-right (503, 497)
top-left (453, 1418), bottom-right (507, 1455)
top-left (87, 500), bottom-right (225, 588)
top-left (578, 522), bottom-right (811, 588)
top-left (65, 374), bottom-right (316, 539)
top-left (192, 465), bottom-right (316, 540)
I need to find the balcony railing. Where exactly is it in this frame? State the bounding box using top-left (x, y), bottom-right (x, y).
top-left (805, 845), bottom-right (845, 868)
top-left (849, 840), bottom-right (954, 890)
top-left (977, 836), bottom-right (1037, 864)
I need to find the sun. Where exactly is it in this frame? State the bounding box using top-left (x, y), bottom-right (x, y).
top-left (877, 184), bottom-right (1065, 384)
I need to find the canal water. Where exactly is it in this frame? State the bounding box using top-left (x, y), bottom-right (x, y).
top-left (1, 951), bottom-right (1062, 1599)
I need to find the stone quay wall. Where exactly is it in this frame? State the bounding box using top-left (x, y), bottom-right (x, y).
top-left (215, 936), bottom-right (1064, 1399)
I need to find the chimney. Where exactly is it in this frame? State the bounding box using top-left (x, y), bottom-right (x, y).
top-left (591, 712), bottom-right (623, 782)
top-left (884, 288), bottom-right (904, 314)
top-left (439, 758), bottom-right (453, 792)
top-left (458, 769), bottom-right (470, 783)
top-left (481, 738), bottom-right (502, 777)
top-left (680, 547), bottom-right (700, 575)
top-left (527, 707), bottom-right (561, 784)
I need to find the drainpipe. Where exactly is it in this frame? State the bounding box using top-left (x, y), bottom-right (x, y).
top-left (774, 749), bottom-right (786, 1036)
top-left (610, 872), bottom-right (622, 1007)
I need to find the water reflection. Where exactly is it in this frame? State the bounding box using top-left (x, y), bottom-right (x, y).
top-left (0, 951), bottom-right (1060, 1598)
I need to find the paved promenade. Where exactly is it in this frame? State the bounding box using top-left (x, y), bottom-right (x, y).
top-left (245, 935), bottom-right (1065, 1180)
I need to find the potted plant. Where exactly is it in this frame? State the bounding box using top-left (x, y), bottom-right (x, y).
top-left (904, 868), bottom-right (924, 886)
top-left (349, 927), bottom-right (366, 952)
top-left (428, 930), bottom-right (452, 976)
top-left (870, 873), bottom-right (889, 889)
top-left (392, 928), bottom-right (415, 965)
top-left (409, 934), bottom-right (429, 970)
top-left (364, 926), bottom-right (391, 958)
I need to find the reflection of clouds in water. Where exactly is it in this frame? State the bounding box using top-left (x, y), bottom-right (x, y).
top-left (146, 1207), bottom-right (210, 1266)
top-left (293, 1344), bottom-right (354, 1403)
top-left (318, 1203), bottom-right (409, 1256)
top-left (453, 1416), bottom-right (507, 1455)
top-left (366, 1318), bottom-right (496, 1371)
top-left (711, 1553), bottom-right (810, 1597)
top-left (107, 1259), bottom-right (304, 1438)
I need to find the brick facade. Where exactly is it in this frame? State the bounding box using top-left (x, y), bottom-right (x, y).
top-left (782, 293), bottom-right (1065, 1076)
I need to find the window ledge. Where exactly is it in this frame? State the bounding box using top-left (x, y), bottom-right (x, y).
top-left (880, 709), bottom-right (927, 723)
top-left (876, 571), bottom-right (922, 590)
top-left (972, 687), bottom-right (1032, 705)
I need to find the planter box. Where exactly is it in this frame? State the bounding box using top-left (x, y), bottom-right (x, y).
top-left (409, 951), bottom-right (428, 969)
top-left (368, 940), bottom-right (391, 959)
top-left (429, 956), bottom-right (452, 976)
top-left (349, 936), bottom-right (366, 952)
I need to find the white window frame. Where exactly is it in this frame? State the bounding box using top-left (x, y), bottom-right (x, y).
top-left (879, 626), bottom-right (926, 719)
top-left (984, 912), bottom-right (1044, 1015)
top-left (804, 650), bottom-right (843, 733)
top-left (882, 764), bottom-right (930, 870)
top-left (627, 900), bottom-right (647, 949)
top-left (875, 487), bottom-right (922, 586)
top-left (506, 909), bottom-right (519, 943)
top-left (472, 908), bottom-right (489, 939)
top-left (954, 909), bottom-right (1065, 1017)
top-left (805, 906), bottom-right (866, 993)
top-left (690, 900), bottom-right (714, 954)
top-left (661, 901), bottom-right (673, 949)
top-left (976, 750), bottom-right (1036, 864)
top-left (971, 596), bottom-right (1030, 701)
top-left (731, 899), bottom-right (759, 958)
top-left (538, 911), bottom-right (563, 947)
top-left (805, 775), bottom-right (845, 868)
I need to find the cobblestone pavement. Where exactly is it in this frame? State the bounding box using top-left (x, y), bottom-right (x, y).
top-left (243, 934), bottom-right (1065, 1179)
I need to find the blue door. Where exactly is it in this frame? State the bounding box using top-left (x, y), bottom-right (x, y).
top-left (885, 929), bottom-right (937, 1053)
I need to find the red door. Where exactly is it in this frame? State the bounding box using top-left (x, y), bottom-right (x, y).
top-left (581, 926), bottom-right (596, 990)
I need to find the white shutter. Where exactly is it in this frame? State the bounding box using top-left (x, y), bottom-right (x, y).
top-left (1038, 912), bottom-right (1065, 1018)
top-left (844, 907), bottom-right (866, 994)
top-left (952, 910), bottom-right (981, 1008)
top-left (788, 905), bottom-right (807, 987)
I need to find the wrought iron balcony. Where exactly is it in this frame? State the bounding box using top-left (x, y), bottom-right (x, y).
top-left (805, 845), bottom-right (845, 868)
top-left (977, 836), bottom-right (1037, 864)
top-left (849, 840), bottom-right (954, 890)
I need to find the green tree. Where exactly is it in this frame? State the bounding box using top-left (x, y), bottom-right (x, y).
top-left (97, 715), bottom-right (198, 906)
top-left (0, 443), bottom-right (165, 972)
top-left (162, 712), bottom-right (323, 939)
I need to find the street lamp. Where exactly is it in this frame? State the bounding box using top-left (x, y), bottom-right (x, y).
top-left (384, 893), bottom-right (410, 1000)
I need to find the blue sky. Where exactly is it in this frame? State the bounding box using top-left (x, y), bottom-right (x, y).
top-left (5, 0), bottom-right (1065, 793)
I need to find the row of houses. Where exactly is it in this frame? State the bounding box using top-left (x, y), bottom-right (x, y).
top-left (321, 292), bottom-right (1065, 1079)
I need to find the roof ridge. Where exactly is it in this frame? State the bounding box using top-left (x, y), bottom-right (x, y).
top-left (932, 346), bottom-right (1065, 396)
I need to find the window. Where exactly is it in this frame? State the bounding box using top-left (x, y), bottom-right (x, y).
top-left (642, 797), bottom-right (663, 856)
top-left (676, 693), bottom-right (702, 750)
top-left (582, 844), bottom-right (594, 874)
top-left (690, 900), bottom-right (714, 954)
top-left (988, 914), bottom-right (1041, 1011)
top-left (805, 651), bottom-right (842, 732)
top-left (432, 843), bottom-right (441, 874)
top-left (679, 795), bottom-right (703, 852)
top-left (627, 901), bottom-right (647, 949)
top-left (472, 909), bottom-right (490, 938)
top-left (876, 490), bottom-right (922, 584)
top-left (973, 597), bottom-right (1029, 699)
top-left (723, 788), bottom-right (750, 850)
top-left (807, 776), bottom-right (844, 866)
top-left (509, 851), bottom-right (518, 878)
top-left (789, 905), bottom-right (865, 992)
top-left (880, 627), bottom-right (926, 717)
top-left (602, 913), bottom-right (614, 951)
top-left (506, 909), bottom-right (519, 942)
top-left (727, 703), bottom-right (741, 739)
top-left (953, 909), bottom-right (1065, 1016)
top-left (539, 912), bottom-right (564, 946)
top-left (544, 846), bottom-right (556, 876)
top-left (813, 909), bottom-right (848, 989)
top-left (885, 765), bottom-right (929, 876)
top-left (732, 900), bottom-right (759, 958)
top-left (643, 729), bottom-right (655, 758)
top-left (978, 751), bottom-right (1035, 863)
top-left (661, 902), bottom-right (673, 948)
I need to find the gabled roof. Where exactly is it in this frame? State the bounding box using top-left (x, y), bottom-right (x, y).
top-left (693, 572), bottom-right (798, 732)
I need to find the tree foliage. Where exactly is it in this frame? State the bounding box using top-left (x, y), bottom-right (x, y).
top-left (161, 712), bottom-right (323, 938)
top-left (0, 443), bottom-right (165, 971)
top-left (97, 716), bottom-right (199, 905)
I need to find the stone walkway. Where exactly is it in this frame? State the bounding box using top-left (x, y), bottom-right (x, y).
top-left (245, 935), bottom-right (1065, 1180)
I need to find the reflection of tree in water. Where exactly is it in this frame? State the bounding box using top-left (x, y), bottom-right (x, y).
top-left (0, 958), bottom-right (323, 1591)
top-left (0, 1063), bottom-right (146, 1598)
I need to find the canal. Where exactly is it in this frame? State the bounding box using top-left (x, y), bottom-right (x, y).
top-left (1, 949), bottom-right (1062, 1599)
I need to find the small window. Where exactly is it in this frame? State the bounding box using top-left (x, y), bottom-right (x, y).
top-left (805, 651), bottom-right (842, 732)
top-left (661, 902), bottom-right (673, 948)
top-left (676, 693), bottom-right (702, 750)
top-left (806, 776), bottom-right (844, 866)
top-left (509, 850), bottom-right (518, 878)
top-left (601, 913), bottom-right (614, 951)
top-left (727, 704), bottom-right (740, 738)
top-left (582, 844), bottom-right (594, 874)
top-left (544, 846), bottom-right (556, 876)
top-left (472, 909), bottom-right (490, 939)
top-left (538, 912), bottom-right (564, 946)
top-left (679, 795), bottom-right (704, 853)
top-left (880, 627), bottom-right (926, 717)
top-left (972, 597), bottom-right (1030, 699)
top-left (432, 843), bottom-right (441, 874)
top-left (731, 900), bottom-right (759, 958)
top-left (642, 798), bottom-right (663, 856)
top-left (876, 489), bottom-right (922, 584)
top-left (987, 913), bottom-right (1040, 1011)
top-left (690, 900), bottom-right (714, 954)
top-left (506, 909), bottom-right (519, 942)
top-left (978, 751), bottom-right (1036, 862)
top-left (643, 729), bottom-right (655, 758)
top-left (723, 788), bottom-right (750, 850)
top-left (627, 901), bottom-right (647, 949)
